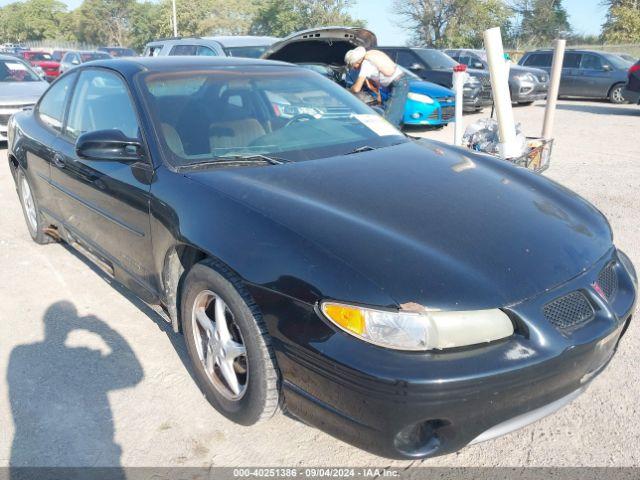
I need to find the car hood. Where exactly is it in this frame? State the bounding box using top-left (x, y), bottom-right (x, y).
top-left (510, 64), bottom-right (547, 78)
top-left (408, 80), bottom-right (454, 98)
top-left (0, 81), bottom-right (48, 104)
top-left (186, 141), bottom-right (612, 309)
top-left (33, 60), bottom-right (59, 68)
top-left (261, 26), bottom-right (377, 66)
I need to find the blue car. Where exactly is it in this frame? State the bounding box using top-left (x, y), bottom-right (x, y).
top-left (398, 68), bottom-right (456, 126)
top-left (343, 67), bottom-right (455, 127)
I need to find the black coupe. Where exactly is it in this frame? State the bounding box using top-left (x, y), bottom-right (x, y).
top-left (7, 57), bottom-right (636, 459)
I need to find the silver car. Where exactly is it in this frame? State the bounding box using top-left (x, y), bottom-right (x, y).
top-left (0, 55), bottom-right (49, 141)
top-left (143, 36), bottom-right (279, 58)
top-left (59, 50), bottom-right (111, 75)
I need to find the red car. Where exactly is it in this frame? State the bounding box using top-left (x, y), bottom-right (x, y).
top-left (19, 51), bottom-right (60, 81)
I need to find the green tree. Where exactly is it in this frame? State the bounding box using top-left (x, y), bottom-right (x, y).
top-left (74, 0), bottom-right (134, 46)
top-left (0, 0), bottom-right (71, 42)
top-left (602, 0), bottom-right (640, 43)
top-left (251, 0), bottom-right (364, 37)
top-left (394, 0), bottom-right (511, 48)
top-left (128, 1), bottom-right (164, 51)
top-left (511, 0), bottom-right (571, 46)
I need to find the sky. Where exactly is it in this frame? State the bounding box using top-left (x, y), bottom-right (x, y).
top-left (0, 0), bottom-right (609, 45)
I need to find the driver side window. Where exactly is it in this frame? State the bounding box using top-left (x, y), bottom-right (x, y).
top-left (64, 69), bottom-right (139, 141)
top-left (37, 72), bottom-right (77, 132)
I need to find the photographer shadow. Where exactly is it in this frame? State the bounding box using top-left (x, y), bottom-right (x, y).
top-left (8, 301), bottom-right (143, 478)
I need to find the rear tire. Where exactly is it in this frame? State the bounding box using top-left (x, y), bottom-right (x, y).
top-left (16, 168), bottom-right (53, 245)
top-left (181, 259), bottom-right (280, 425)
top-left (609, 84), bottom-right (626, 104)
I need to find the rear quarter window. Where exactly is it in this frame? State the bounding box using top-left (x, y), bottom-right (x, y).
top-left (523, 53), bottom-right (552, 67)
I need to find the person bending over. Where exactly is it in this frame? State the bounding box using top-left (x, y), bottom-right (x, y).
top-left (344, 46), bottom-right (409, 128)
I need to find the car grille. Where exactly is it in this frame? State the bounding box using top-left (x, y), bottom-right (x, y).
top-left (0, 114), bottom-right (11, 125)
top-left (543, 291), bottom-right (595, 331)
top-left (441, 106), bottom-right (455, 120)
top-left (436, 96), bottom-right (454, 104)
top-left (478, 76), bottom-right (492, 99)
top-left (597, 262), bottom-right (618, 301)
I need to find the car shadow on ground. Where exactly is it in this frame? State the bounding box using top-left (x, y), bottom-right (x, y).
top-left (60, 243), bottom-right (200, 388)
top-left (7, 300), bottom-right (141, 478)
top-left (536, 101), bottom-right (640, 116)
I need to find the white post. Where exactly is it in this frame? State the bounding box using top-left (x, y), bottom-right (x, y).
top-left (453, 64), bottom-right (466, 146)
top-left (172, 0), bottom-right (178, 37)
top-left (483, 27), bottom-right (519, 159)
top-left (542, 39), bottom-right (566, 140)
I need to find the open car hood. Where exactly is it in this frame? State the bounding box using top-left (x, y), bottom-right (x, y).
top-left (261, 27), bottom-right (377, 66)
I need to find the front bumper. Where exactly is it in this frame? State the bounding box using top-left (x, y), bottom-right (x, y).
top-left (403, 101), bottom-right (455, 126)
top-left (261, 248), bottom-right (636, 459)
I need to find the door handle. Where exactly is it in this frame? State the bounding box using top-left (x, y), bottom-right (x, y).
top-left (52, 154), bottom-right (65, 168)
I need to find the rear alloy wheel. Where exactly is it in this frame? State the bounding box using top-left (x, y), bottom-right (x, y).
top-left (16, 168), bottom-right (53, 244)
top-left (609, 84), bottom-right (626, 104)
top-left (181, 260), bottom-right (280, 425)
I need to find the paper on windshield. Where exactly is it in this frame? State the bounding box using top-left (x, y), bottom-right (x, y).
top-left (353, 114), bottom-right (399, 137)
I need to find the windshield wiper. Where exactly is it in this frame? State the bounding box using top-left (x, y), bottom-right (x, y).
top-left (178, 154), bottom-right (289, 170)
top-left (345, 145), bottom-right (379, 155)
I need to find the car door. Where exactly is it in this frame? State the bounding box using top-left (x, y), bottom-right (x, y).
top-left (29, 71), bottom-right (78, 219)
top-left (559, 52), bottom-right (582, 96)
top-left (576, 53), bottom-right (611, 98)
top-left (50, 67), bottom-right (158, 298)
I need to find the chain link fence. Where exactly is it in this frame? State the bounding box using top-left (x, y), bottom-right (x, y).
top-left (23, 39), bottom-right (99, 52)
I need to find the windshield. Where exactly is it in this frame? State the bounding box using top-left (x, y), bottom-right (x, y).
top-left (51, 51), bottom-right (65, 61)
top-left (140, 66), bottom-right (406, 166)
top-left (30, 52), bottom-right (53, 61)
top-left (223, 46), bottom-right (270, 58)
top-left (80, 52), bottom-right (111, 62)
top-left (414, 49), bottom-right (458, 70)
top-left (603, 53), bottom-right (632, 69)
top-left (0, 59), bottom-right (40, 82)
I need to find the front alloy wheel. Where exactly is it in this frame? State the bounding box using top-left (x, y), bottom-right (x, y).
top-left (192, 290), bottom-right (248, 400)
top-left (181, 260), bottom-right (280, 425)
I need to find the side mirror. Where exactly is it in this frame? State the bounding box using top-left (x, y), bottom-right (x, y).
top-left (409, 62), bottom-right (424, 71)
top-left (76, 130), bottom-right (144, 162)
top-left (602, 64), bottom-right (613, 71)
top-left (472, 61), bottom-right (485, 69)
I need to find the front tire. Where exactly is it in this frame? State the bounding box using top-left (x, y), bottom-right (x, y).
top-left (16, 168), bottom-right (53, 244)
top-left (609, 84), bottom-right (626, 104)
top-left (181, 259), bottom-right (280, 425)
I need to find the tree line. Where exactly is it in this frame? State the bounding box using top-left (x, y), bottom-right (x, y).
top-left (0, 0), bottom-right (362, 51)
top-left (396, 0), bottom-right (640, 48)
top-left (0, 0), bottom-right (638, 53)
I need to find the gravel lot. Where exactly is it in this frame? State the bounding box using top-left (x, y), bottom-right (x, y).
top-left (0, 100), bottom-right (638, 468)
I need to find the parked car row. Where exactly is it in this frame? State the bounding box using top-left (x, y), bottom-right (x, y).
top-left (518, 49), bottom-right (634, 104)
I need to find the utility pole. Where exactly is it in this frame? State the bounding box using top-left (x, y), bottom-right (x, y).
top-left (172, 0), bottom-right (178, 37)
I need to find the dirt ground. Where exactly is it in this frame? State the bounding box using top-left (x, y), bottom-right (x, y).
top-left (0, 99), bottom-right (638, 468)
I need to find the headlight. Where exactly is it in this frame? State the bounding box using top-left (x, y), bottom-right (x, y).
top-left (321, 302), bottom-right (514, 351)
top-left (407, 92), bottom-right (434, 104)
top-left (618, 249), bottom-right (637, 286)
top-left (515, 73), bottom-right (535, 83)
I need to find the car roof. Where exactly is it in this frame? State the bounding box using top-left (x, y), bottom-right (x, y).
top-left (528, 49), bottom-right (608, 55)
top-left (0, 54), bottom-right (29, 62)
top-left (84, 55), bottom-right (293, 74)
top-left (202, 36), bottom-right (279, 47)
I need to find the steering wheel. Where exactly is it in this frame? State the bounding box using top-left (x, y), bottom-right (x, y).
top-left (284, 113), bottom-right (316, 128)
